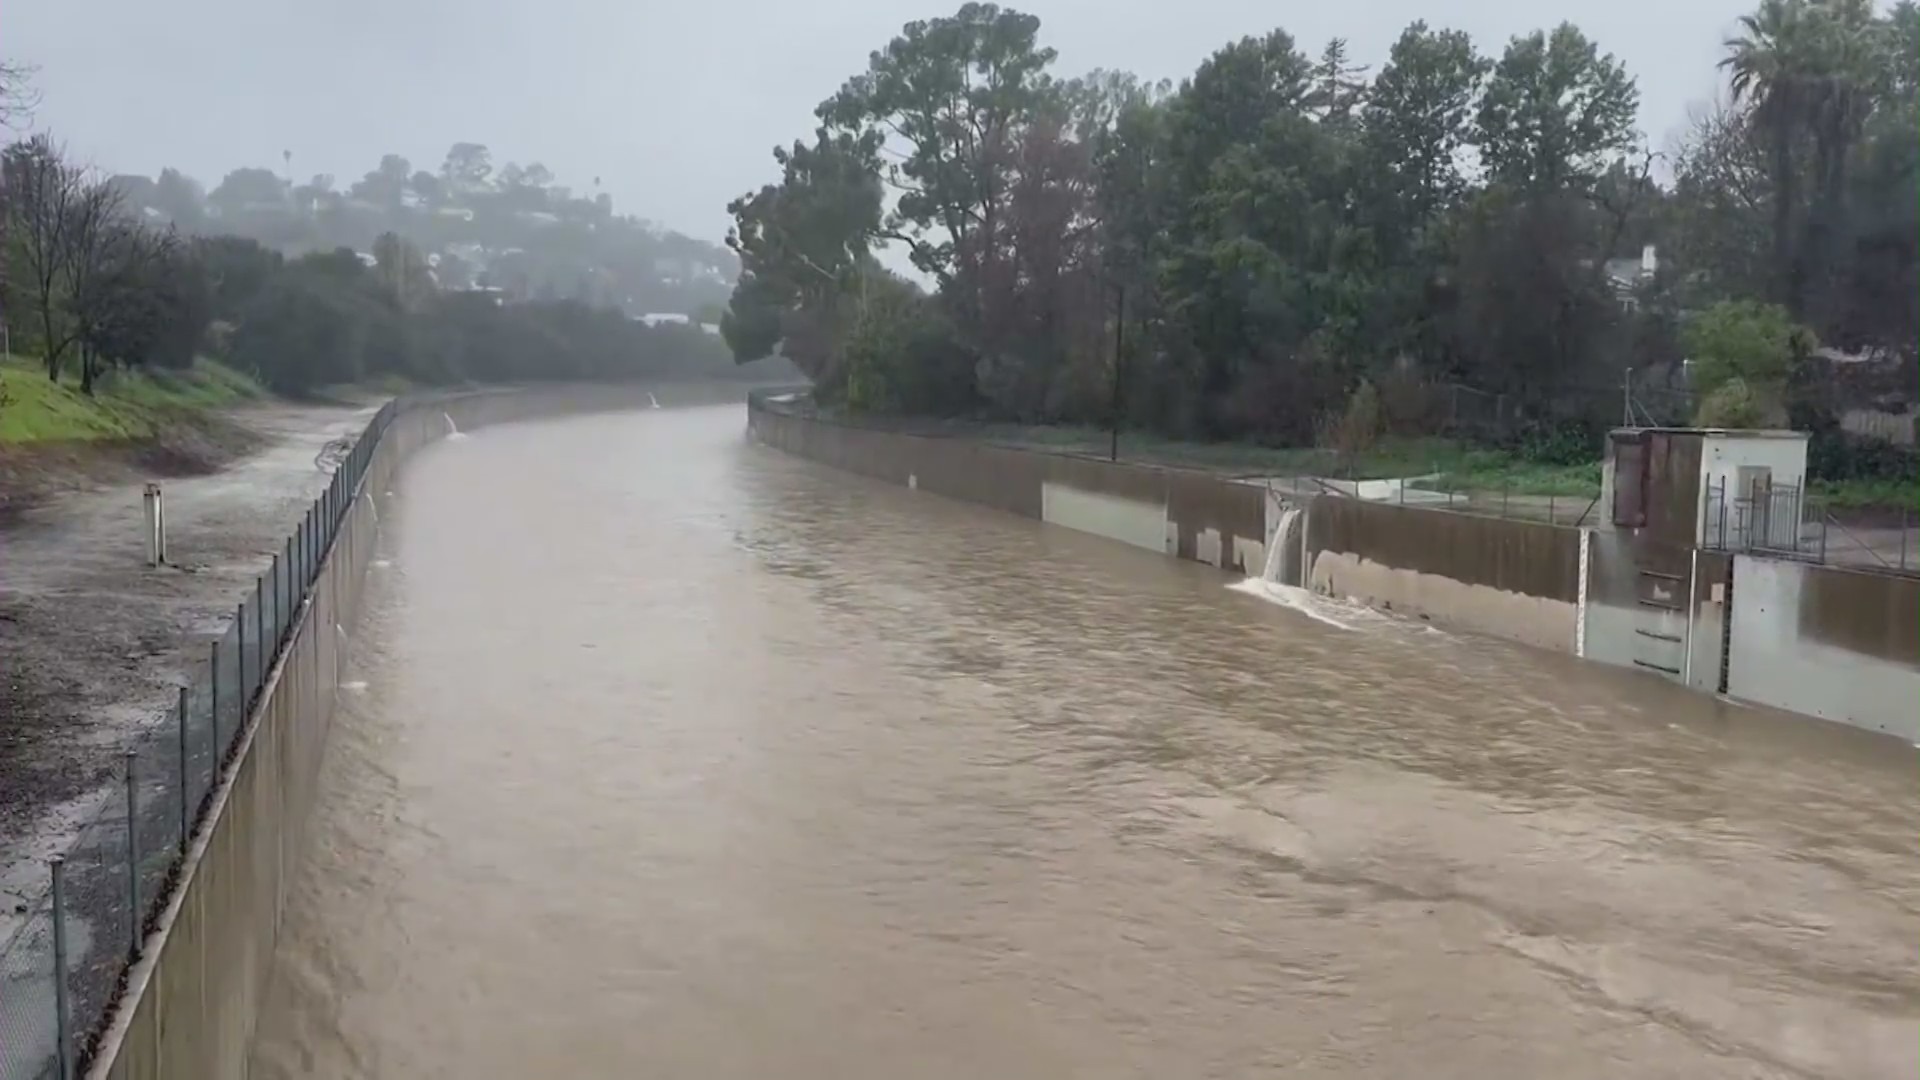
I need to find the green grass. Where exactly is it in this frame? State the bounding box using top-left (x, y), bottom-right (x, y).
top-left (0, 356), bottom-right (265, 444)
top-left (1812, 477), bottom-right (1920, 512)
top-left (968, 423), bottom-right (1605, 496)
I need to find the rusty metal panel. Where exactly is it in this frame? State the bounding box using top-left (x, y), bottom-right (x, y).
top-left (1304, 497), bottom-right (1582, 603)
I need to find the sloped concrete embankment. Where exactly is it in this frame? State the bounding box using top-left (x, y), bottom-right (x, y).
top-left (88, 384), bottom-right (673, 1080)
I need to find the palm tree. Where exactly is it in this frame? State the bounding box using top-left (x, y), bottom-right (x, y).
top-left (1723, 0), bottom-right (1885, 321)
top-left (1800, 0), bottom-right (1882, 319)
top-left (1722, 0), bottom-right (1817, 315)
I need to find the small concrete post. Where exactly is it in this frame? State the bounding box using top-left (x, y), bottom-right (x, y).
top-left (142, 483), bottom-right (166, 567)
top-left (176, 686), bottom-right (189, 852)
top-left (50, 857), bottom-right (72, 1080)
top-left (124, 750), bottom-right (139, 957)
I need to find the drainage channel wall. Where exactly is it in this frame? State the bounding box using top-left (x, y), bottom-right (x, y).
top-left (749, 394), bottom-right (1269, 573)
top-left (89, 384), bottom-right (674, 1080)
top-left (746, 395), bottom-right (1576, 645)
top-left (747, 396), bottom-right (1920, 741)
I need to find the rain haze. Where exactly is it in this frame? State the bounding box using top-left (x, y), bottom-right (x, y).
top-left (13, 0), bottom-right (1751, 242)
top-left (2, 0), bottom-right (1918, 1077)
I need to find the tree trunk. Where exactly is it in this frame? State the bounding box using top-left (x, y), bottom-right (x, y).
top-left (79, 347), bottom-right (95, 396)
top-left (1771, 121), bottom-right (1803, 317)
top-left (40, 300), bottom-right (58, 381)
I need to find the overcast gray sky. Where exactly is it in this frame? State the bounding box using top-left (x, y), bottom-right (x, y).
top-left (11, 0), bottom-right (1751, 244)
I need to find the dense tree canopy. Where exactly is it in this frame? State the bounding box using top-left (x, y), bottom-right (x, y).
top-left (721, 0), bottom-right (1917, 457)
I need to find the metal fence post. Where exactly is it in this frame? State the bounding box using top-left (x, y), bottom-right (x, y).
top-left (235, 602), bottom-right (247, 735)
top-left (51, 856), bottom-right (72, 1080)
top-left (210, 639), bottom-right (221, 771)
top-left (254, 579), bottom-right (265, 700)
top-left (1502, 482), bottom-right (1510, 518)
top-left (124, 749), bottom-right (141, 949)
top-left (1902, 508), bottom-right (1909, 571)
top-left (177, 686), bottom-right (190, 851)
top-left (124, 750), bottom-right (140, 957)
top-left (283, 540), bottom-right (294, 634)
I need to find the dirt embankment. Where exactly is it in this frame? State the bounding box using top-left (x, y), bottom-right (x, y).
top-left (0, 402), bottom-right (377, 932)
top-left (0, 410), bottom-right (265, 523)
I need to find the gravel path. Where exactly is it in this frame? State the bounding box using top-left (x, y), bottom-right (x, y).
top-left (0, 401), bottom-right (378, 939)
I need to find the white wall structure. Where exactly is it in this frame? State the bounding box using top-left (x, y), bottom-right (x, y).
top-left (1038, 482), bottom-right (1169, 556)
top-left (1726, 555), bottom-right (1920, 742)
top-left (1696, 431), bottom-right (1811, 546)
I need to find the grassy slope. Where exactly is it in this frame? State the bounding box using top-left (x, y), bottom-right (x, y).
top-left (968, 422), bottom-right (1604, 496)
top-left (0, 358), bottom-right (264, 444)
top-left (1002, 423), bottom-right (1912, 510)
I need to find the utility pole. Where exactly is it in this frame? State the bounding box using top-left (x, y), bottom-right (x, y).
top-left (1110, 283), bottom-right (1126, 462)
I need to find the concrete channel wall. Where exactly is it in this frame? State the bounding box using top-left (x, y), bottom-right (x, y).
top-left (1302, 497), bottom-right (1583, 652)
top-left (747, 399), bottom-right (1579, 645)
top-left (748, 398), bottom-right (1269, 573)
top-left (1725, 558), bottom-right (1920, 742)
top-left (749, 397), bottom-right (1920, 741)
top-left (90, 383), bottom-right (687, 1080)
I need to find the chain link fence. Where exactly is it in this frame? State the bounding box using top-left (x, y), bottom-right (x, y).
top-left (0, 399), bottom-right (400, 1080)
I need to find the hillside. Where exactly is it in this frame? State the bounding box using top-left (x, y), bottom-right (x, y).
top-left (109, 144), bottom-right (736, 319)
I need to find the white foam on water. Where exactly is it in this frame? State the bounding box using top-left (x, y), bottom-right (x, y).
top-left (1227, 577), bottom-right (1361, 631)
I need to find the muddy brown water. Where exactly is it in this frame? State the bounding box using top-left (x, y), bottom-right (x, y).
top-left (249, 405), bottom-right (1919, 1080)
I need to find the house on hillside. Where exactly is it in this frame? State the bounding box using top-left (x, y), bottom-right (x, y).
top-left (1603, 245), bottom-right (1658, 309)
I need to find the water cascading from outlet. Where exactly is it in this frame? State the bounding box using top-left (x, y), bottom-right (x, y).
top-left (1262, 506), bottom-right (1302, 585)
top-left (1230, 503), bottom-right (1362, 630)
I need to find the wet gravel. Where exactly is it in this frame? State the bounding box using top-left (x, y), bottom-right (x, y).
top-left (0, 402), bottom-right (378, 940)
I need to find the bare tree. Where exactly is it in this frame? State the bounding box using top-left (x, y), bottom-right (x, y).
top-left (0, 59), bottom-right (39, 129)
top-left (77, 225), bottom-right (184, 390)
top-left (4, 136), bottom-right (85, 378)
top-left (3, 135), bottom-right (180, 391)
top-left (63, 184), bottom-right (177, 394)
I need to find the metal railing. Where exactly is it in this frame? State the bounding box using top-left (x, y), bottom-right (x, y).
top-left (1703, 477), bottom-right (1917, 572)
top-left (0, 399), bottom-right (401, 1080)
top-left (1704, 478), bottom-right (1810, 555)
